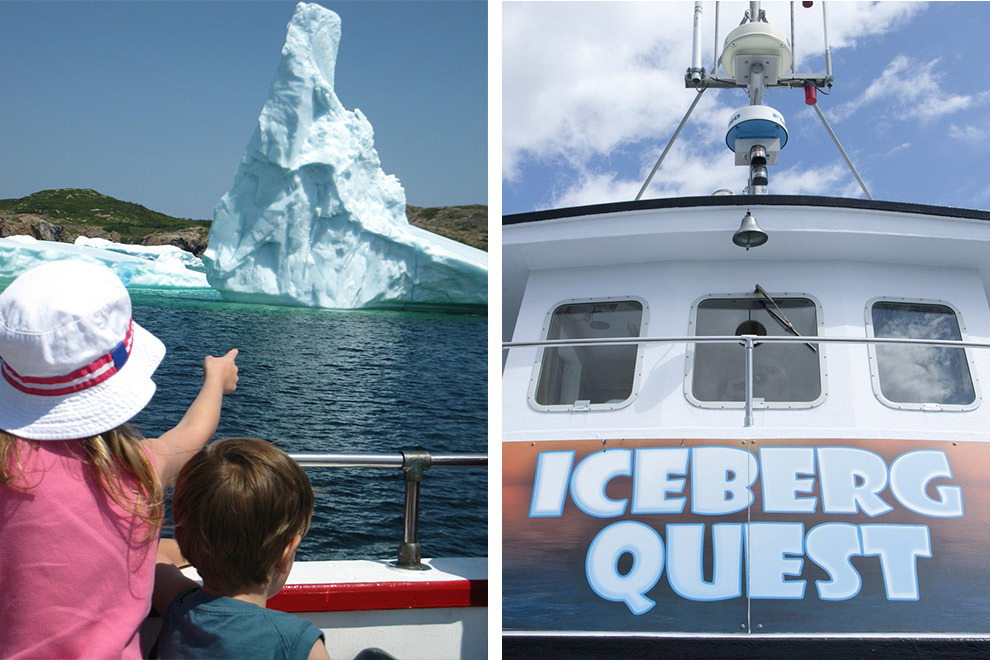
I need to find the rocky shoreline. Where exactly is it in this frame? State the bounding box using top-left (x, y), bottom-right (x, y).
top-left (1, 195), bottom-right (486, 258)
top-left (0, 213), bottom-right (211, 257)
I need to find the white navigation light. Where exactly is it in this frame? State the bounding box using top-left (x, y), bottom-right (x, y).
top-left (720, 21), bottom-right (792, 82)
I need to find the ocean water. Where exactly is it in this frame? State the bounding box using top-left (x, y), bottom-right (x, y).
top-left (123, 288), bottom-right (487, 562)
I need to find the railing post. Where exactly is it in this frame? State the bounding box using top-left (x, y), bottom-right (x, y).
top-left (743, 335), bottom-right (755, 427)
top-left (393, 449), bottom-right (433, 570)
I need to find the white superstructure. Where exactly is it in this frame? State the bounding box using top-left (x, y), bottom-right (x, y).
top-left (504, 197), bottom-right (990, 444)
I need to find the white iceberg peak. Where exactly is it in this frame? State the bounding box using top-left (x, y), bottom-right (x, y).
top-left (203, 2), bottom-right (486, 311)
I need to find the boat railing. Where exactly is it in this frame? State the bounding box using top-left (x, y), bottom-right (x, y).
top-left (288, 450), bottom-right (487, 570)
top-left (503, 333), bottom-right (990, 427)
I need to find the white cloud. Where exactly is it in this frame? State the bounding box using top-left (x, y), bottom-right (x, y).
top-left (548, 153), bottom-right (871, 213)
top-left (772, 161), bottom-right (867, 198)
top-left (949, 124), bottom-right (989, 142)
top-left (832, 55), bottom-right (988, 123)
top-left (502, 2), bottom-right (709, 180)
top-left (549, 143), bottom-right (740, 209)
top-left (548, 171), bottom-right (642, 210)
top-left (882, 142), bottom-right (912, 158)
top-left (794, 2), bottom-right (924, 53)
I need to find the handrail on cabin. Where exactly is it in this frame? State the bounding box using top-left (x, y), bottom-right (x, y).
top-left (502, 334), bottom-right (990, 350)
top-left (287, 451), bottom-right (487, 571)
top-left (503, 333), bottom-right (990, 428)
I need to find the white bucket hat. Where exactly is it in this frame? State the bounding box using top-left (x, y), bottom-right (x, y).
top-left (0, 260), bottom-right (166, 440)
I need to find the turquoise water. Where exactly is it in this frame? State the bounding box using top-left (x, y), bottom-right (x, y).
top-left (116, 288), bottom-right (488, 561)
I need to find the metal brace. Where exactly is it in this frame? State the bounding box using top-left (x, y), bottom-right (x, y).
top-left (393, 449), bottom-right (433, 570)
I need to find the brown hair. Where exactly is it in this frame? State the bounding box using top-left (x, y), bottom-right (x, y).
top-left (0, 424), bottom-right (163, 539)
top-left (172, 437), bottom-right (314, 593)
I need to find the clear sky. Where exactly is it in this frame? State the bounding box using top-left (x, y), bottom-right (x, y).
top-left (503, 1), bottom-right (990, 215)
top-left (0, 0), bottom-right (486, 220)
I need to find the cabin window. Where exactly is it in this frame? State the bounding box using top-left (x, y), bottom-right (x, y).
top-left (867, 300), bottom-right (978, 410)
top-left (532, 299), bottom-right (645, 410)
top-left (688, 294), bottom-right (825, 408)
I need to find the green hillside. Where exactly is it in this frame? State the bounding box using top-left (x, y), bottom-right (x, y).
top-left (0, 189), bottom-right (488, 252)
top-left (0, 188), bottom-right (209, 243)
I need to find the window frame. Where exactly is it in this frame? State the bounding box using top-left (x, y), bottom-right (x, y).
top-left (528, 296), bottom-right (649, 413)
top-left (684, 291), bottom-right (828, 410)
top-left (865, 297), bottom-right (981, 412)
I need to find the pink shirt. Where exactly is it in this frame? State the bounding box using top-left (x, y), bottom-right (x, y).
top-left (0, 440), bottom-right (157, 659)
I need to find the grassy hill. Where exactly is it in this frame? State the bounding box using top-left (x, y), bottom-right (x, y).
top-left (406, 204), bottom-right (488, 251)
top-left (0, 189), bottom-right (210, 242)
top-left (0, 189), bottom-right (488, 254)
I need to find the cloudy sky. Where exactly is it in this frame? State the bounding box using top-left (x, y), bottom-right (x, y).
top-left (0, 1), bottom-right (486, 220)
top-left (502, 1), bottom-right (990, 215)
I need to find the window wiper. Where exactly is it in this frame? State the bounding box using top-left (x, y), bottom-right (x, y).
top-left (754, 285), bottom-right (817, 353)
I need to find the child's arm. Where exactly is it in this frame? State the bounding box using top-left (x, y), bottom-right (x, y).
top-left (308, 638), bottom-right (331, 660)
top-left (152, 538), bottom-right (199, 617)
top-left (147, 349), bottom-right (239, 485)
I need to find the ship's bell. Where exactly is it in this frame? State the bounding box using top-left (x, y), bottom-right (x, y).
top-left (732, 211), bottom-right (768, 249)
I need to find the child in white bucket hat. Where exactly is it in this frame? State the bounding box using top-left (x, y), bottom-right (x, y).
top-left (0, 260), bottom-right (239, 660)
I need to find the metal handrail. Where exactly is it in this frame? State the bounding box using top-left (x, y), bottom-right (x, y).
top-left (503, 334), bottom-right (990, 350)
top-left (288, 451), bottom-right (486, 570)
top-left (503, 333), bottom-right (990, 427)
top-left (288, 453), bottom-right (487, 468)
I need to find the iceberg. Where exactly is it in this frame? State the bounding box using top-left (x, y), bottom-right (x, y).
top-left (0, 235), bottom-right (209, 289)
top-left (74, 236), bottom-right (206, 272)
top-left (202, 2), bottom-right (487, 312)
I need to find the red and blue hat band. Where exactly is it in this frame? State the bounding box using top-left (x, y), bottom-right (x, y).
top-left (1, 319), bottom-right (134, 397)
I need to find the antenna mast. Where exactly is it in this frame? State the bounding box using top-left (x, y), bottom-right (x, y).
top-left (637, 1), bottom-right (871, 200)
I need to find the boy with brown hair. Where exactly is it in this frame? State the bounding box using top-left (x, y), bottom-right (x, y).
top-left (153, 437), bottom-right (330, 660)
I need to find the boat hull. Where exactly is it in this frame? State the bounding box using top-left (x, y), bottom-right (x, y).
top-left (142, 557), bottom-right (488, 660)
top-left (504, 437), bottom-right (989, 634)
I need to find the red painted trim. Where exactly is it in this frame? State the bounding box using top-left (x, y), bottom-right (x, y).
top-left (268, 578), bottom-right (488, 613)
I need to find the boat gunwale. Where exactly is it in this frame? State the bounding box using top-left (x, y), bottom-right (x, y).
top-left (502, 632), bottom-right (990, 659)
top-left (503, 194), bottom-right (990, 226)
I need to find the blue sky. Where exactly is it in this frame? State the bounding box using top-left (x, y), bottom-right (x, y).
top-left (503, 1), bottom-right (990, 215)
top-left (0, 1), bottom-right (486, 220)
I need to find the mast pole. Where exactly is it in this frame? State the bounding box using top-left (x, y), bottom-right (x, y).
top-left (712, 1), bottom-right (720, 74)
top-left (689, 1), bottom-right (705, 84)
top-left (790, 1), bottom-right (796, 73)
top-left (823, 1), bottom-right (833, 79)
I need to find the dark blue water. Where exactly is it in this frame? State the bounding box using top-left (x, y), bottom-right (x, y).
top-left (125, 288), bottom-right (487, 562)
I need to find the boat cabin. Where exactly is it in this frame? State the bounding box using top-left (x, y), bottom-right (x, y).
top-left (502, 196), bottom-right (990, 644)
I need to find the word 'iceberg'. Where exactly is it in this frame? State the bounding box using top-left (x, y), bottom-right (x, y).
top-left (203, 2), bottom-right (487, 311)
